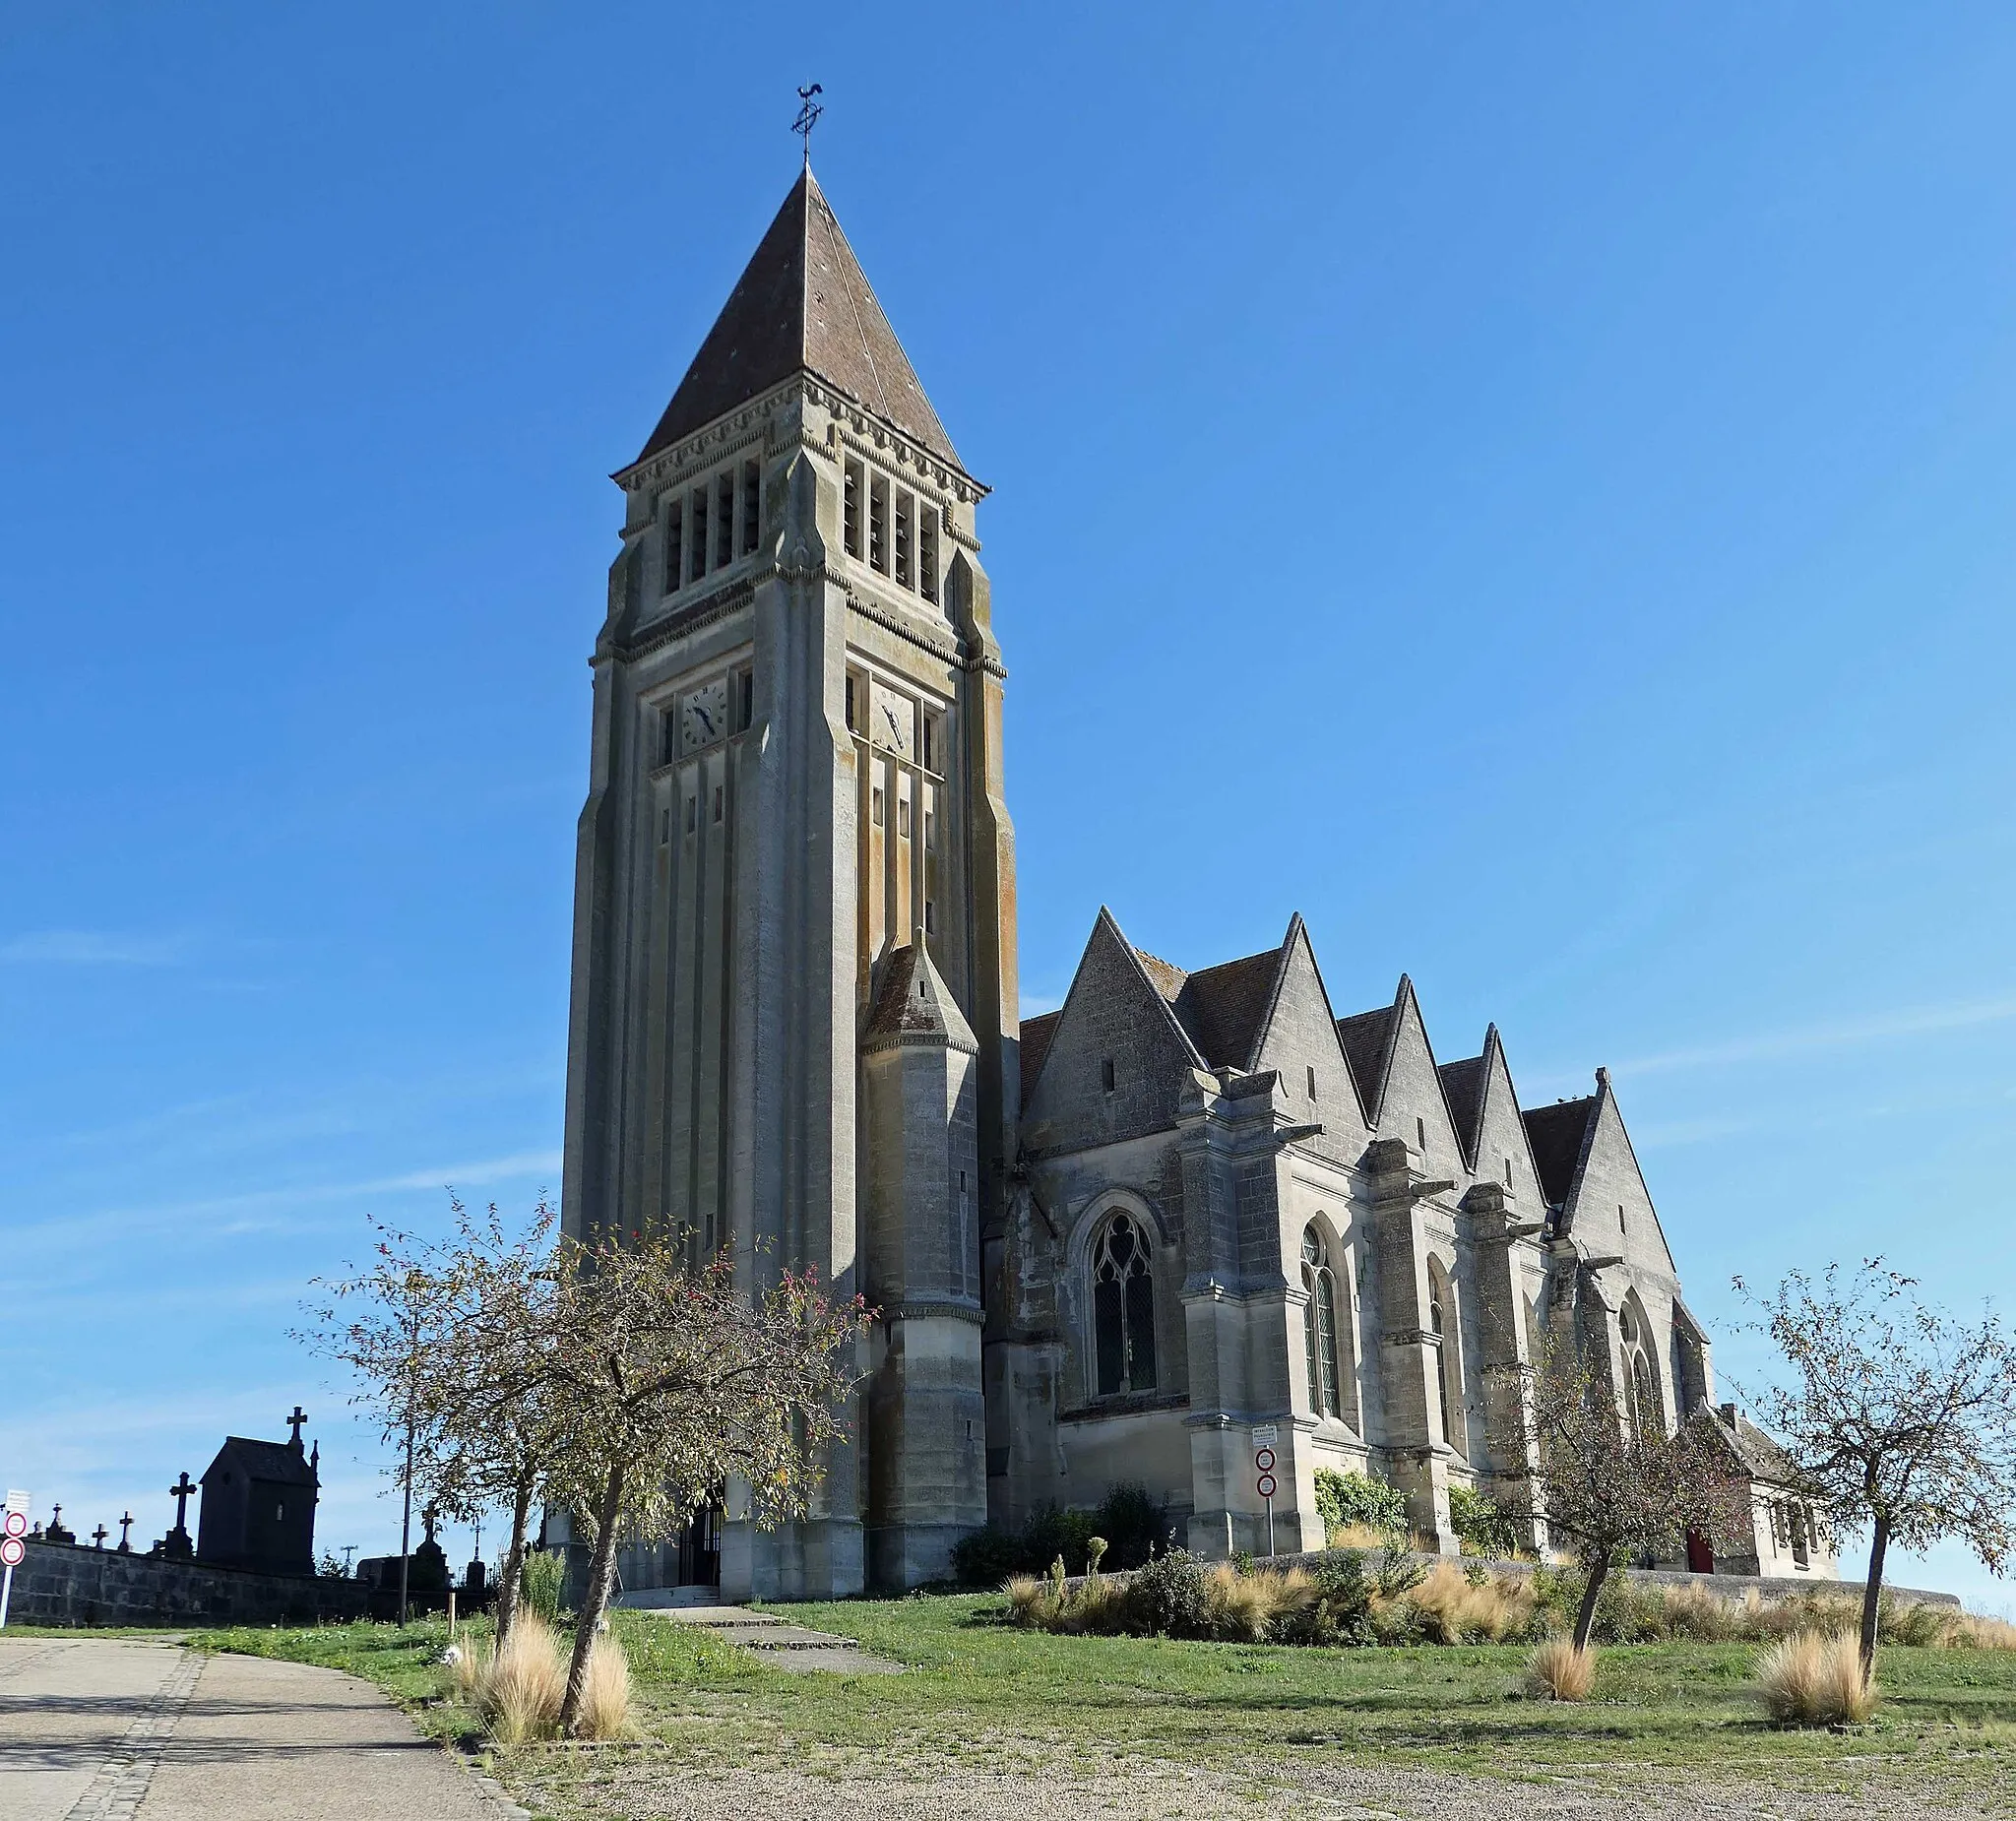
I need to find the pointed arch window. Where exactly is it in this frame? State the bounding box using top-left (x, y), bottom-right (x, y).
top-left (1301, 1224), bottom-right (1343, 1418)
top-left (1428, 1262), bottom-right (1468, 1457)
top-left (1092, 1212), bottom-right (1157, 1396)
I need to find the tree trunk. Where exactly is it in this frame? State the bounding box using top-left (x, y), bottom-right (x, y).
top-left (1858, 1515), bottom-right (1889, 1686)
top-left (558, 1457), bottom-right (626, 1734)
top-left (1571, 1552), bottom-right (1609, 1652)
top-left (494, 1475), bottom-right (535, 1649)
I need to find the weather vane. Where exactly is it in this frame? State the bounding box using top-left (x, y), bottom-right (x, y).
top-left (793, 84), bottom-right (823, 165)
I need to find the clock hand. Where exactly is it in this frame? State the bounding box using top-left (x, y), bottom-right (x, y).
top-left (696, 705), bottom-right (716, 736)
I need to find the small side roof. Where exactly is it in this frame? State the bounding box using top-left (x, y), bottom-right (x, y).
top-left (863, 937), bottom-right (976, 1053)
top-left (1019, 1008), bottom-right (1061, 1106)
top-left (1523, 1095), bottom-right (1601, 1208)
top-left (1336, 1003), bottom-right (1400, 1118)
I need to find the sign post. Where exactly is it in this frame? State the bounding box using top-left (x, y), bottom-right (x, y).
top-left (1, 1491), bottom-right (31, 1629)
top-left (1252, 1427), bottom-right (1278, 1559)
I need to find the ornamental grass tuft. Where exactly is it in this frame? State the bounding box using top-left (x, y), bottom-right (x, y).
top-left (1756, 1631), bottom-right (1879, 1727)
top-left (572, 1633), bottom-right (634, 1741)
top-left (1527, 1637), bottom-right (1596, 1701)
top-left (474, 1609), bottom-right (569, 1743)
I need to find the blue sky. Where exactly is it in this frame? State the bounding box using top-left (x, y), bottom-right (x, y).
top-left (2, 5), bottom-right (2012, 1607)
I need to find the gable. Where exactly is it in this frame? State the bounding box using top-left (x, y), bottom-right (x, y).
top-left (1020, 909), bottom-right (1203, 1154)
top-left (1562, 1080), bottom-right (1676, 1274)
top-left (1248, 919), bottom-right (1369, 1151)
top-left (1466, 1030), bottom-right (1550, 1214)
top-left (1371, 980), bottom-right (1465, 1179)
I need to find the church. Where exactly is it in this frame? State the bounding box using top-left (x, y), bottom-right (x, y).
top-left (560, 164), bottom-right (1806, 1601)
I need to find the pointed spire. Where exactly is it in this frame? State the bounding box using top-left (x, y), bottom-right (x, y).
top-left (634, 168), bottom-right (963, 473)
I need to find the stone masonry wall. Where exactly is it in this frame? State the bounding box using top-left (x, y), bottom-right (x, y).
top-left (4, 1539), bottom-right (370, 1628)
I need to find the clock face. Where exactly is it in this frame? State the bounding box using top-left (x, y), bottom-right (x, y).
top-left (682, 678), bottom-right (728, 751)
top-left (872, 684), bottom-right (913, 757)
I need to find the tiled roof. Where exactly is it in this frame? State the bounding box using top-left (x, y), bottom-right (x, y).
top-left (1019, 1009), bottom-right (1061, 1108)
top-left (202, 1438), bottom-right (316, 1488)
top-left (1523, 1097), bottom-right (1599, 1207)
top-left (1131, 948), bottom-right (1187, 1003)
top-left (1711, 1409), bottom-right (1803, 1486)
top-left (1437, 1054), bottom-right (1487, 1164)
top-left (1170, 947), bottom-right (1281, 1071)
top-left (634, 167), bottom-right (962, 471)
top-left (1336, 1005), bottom-right (1398, 1119)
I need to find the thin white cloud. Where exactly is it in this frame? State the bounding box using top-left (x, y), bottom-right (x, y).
top-left (1611, 992), bottom-right (2016, 1078)
top-left (4, 1150), bottom-right (563, 1253)
top-left (1, 929), bottom-right (187, 965)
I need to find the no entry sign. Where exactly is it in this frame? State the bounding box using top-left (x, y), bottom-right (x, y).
top-left (0, 1491), bottom-right (28, 1627)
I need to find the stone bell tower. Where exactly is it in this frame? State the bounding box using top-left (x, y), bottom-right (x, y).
top-left (560, 165), bottom-right (1016, 1598)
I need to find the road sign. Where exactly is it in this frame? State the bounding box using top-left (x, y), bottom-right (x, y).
top-left (1255, 1472), bottom-right (1278, 1500)
top-left (1251, 1424), bottom-right (1278, 1447)
top-left (3, 1491), bottom-right (27, 1519)
top-left (2, 1512), bottom-right (24, 1540)
top-left (0, 1537), bottom-right (21, 1568)
top-left (1253, 1446), bottom-right (1276, 1474)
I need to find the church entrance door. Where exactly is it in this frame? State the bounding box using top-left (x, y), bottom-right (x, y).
top-left (674, 1499), bottom-right (722, 1589)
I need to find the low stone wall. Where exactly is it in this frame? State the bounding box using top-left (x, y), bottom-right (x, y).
top-left (2, 1540), bottom-right (373, 1628)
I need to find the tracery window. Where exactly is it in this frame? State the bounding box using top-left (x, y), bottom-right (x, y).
top-left (1619, 1301), bottom-right (1662, 1441)
top-left (1301, 1224), bottom-right (1343, 1419)
top-left (1092, 1212), bottom-right (1157, 1396)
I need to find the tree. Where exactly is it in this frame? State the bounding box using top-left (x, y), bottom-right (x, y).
top-left (540, 1234), bottom-right (873, 1733)
top-left (1513, 1331), bottom-right (1747, 1650)
top-left (1735, 1259), bottom-right (2016, 1682)
top-left (301, 1217), bottom-right (473, 1625)
top-left (415, 1198), bottom-right (571, 1647)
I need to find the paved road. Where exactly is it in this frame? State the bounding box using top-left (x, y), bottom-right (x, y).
top-left (0, 1636), bottom-right (507, 1820)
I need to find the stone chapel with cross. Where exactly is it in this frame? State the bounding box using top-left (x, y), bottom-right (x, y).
top-left (560, 163), bottom-right (1806, 1601)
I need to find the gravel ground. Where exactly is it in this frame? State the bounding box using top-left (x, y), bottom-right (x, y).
top-left (508, 1748), bottom-right (2008, 1821)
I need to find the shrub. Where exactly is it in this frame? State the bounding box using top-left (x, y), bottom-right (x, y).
top-left (1448, 1485), bottom-right (1524, 1559)
top-left (1122, 1548), bottom-right (1213, 1639)
top-left (572, 1633), bottom-right (633, 1740)
top-left (1757, 1632), bottom-right (1878, 1726)
top-left (1528, 1638), bottom-right (1596, 1701)
top-left (518, 1548), bottom-right (568, 1625)
top-left (1092, 1483), bottom-right (1167, 1569)
top-left (1314, 1469), bottom-right (1408, 1543)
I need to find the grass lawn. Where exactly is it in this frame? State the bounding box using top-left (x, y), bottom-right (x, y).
top-left (195, 1594), bottom-right (2016, 1816)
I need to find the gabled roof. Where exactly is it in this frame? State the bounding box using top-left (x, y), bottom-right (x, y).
top-left (1170, 945), bottom-right (1283, 1072)
top-left (863, 936), bottom-right (976, 1053)
top-left (1131, 947), bottom-right (1188, 1004)
top-left (1019, 1009), bottom-right (1061, 1106)
top-left (1437, 1055), bottom-right (1488, 1166)
top-left (1438, 1023), bottom-right (1506, 1172)
top-left (633, 167), bottom-right (963, 473)
top-left (1708, 1408), bottom-right (1804, 1488)
top-left (1523, 1095), bottom-right (1600, 1208)
top-left (201, 1438), bottom-right (316, 1488)
top-left (1336, 1003), bottom-right (1399, 1118)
